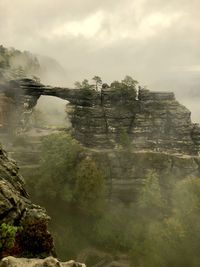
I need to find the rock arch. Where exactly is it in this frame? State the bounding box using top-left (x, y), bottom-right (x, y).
top-left (1, 78), bottom-right (200, 155)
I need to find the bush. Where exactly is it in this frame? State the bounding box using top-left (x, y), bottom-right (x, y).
top-left (32, 133), bottom-right (83, 202)
top-left (110, 76), bottom-right (138, 105)
top-left (0, 223), bottom-right (19, 258)
top-left (74, 157), bottom-right (106, 217)
top-left (30, 133), bottom-right (106, 218)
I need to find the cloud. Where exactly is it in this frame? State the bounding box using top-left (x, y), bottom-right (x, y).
top-left (52, 11), bottom-right (104, 39)
top-left (0, 0), bottom-right (200, 121)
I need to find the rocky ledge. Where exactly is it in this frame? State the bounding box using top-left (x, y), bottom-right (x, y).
top-left (0, 144), bottom-right (54, 257)
top-left (0, 256), bottom-right (86, 267)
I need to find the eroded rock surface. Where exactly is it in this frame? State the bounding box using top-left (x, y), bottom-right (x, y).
top-left (0, 256), bottom-right (86, 267)
top-left (2, 78), bottom-right (200, 155)
top-left (0, 144), bottom-right (54, 257)
top-left (1, 78), bottom-right (200, 202)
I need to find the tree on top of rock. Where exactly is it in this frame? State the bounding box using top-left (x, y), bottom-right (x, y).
top-left (122, 75), bottom-right (138, 89)
top-left (92, 76), bottom-right (102, 91)
top-left (74, 79), bottom-right (94, 90)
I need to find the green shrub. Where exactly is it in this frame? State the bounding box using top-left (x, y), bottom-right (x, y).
top-left (32, 133), bottom-right (83, 202)
top-left (0, 223), bottom-right (19, 257)
top-left (74, 157), bottom-right (106, 217)
top-left (118, 129), bottom-right (131, 148)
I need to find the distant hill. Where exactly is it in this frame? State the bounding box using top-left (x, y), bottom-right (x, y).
top-left (0, 45), bottom-right (40, 81)
top-left (0, 45), bottom-right (67, 85)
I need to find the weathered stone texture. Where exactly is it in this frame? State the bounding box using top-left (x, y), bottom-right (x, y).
top-left (1, 78), bottom-right (200, 156)
top-left (0, 256), bottom-right (86, 267)
top-left (0, 144), bottom-right (54, 257)
top-left (92, 150), bottom-right (200, 202)
top-left (2, 78), bottom-right (200, 204)
top-left (71, 88), bottom-right (198, 155)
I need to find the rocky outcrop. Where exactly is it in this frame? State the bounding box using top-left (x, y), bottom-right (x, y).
top-left (92, 149), bottom-right (200, 202)
top-left (72, 88), bottom-right (197, 155)
top-left (0, 256), bottom-right (86, 267)
top-left (0, 144), bottom-right (54, 257)
top-left (191, 123), bottom-right (200, 153)
top-left (2, 78), bottom-right (200, 156)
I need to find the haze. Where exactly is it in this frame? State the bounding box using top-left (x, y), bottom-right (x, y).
top-left (0, 0), bottom-right (200, 122)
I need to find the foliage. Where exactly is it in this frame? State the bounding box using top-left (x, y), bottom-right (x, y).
top-left (30, 133), bottom-right (106, 218)
top-left (33, 133), bottom-right (82, 202)
top-left (24, 133), bottom-right (108, 259)
top-left (74, 76), bottom-right (103, 91)
top-left (129, 175), bottom-right (200, 267)
top-left (94, 204), bottom-right (135, 251)
top-left (21, 130), bottom-right (200, 266)
top-left (138, 170), bottom-right (165, 220)
top-left (0, 45), bottom-right (40, 81)
top-left (118, 129), bottom-right (131, 148)
top-left (129, 171), bottom-right (166, 266)
top-left (110, 75), bottom-right (138, 90)
top-left (74, 157), bottom-right (106, 216)
top-left (92, 76), bottom-right (102, 91)
top-left (74, 79), bottom-right (95, 90)
top-left (0, 223), bottom-right (19, 257)
top-left (91, 172), bottom-right (200, 267)
top-left (122, 75), bottom-right (138, 88)
top-left (110, 75), bottom-right (138, 104)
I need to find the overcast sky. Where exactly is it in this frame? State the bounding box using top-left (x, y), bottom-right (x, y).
top-left (0, 0), bottom-right (200, 121)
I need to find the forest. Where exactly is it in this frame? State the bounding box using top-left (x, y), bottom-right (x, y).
top-left (22, 132), bottom-right (200, 267)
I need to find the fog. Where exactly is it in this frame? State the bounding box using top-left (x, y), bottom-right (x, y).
top-left (0, 0), bottom-right (200, 119)
top-left (35, 96), bottom-right (71, 128)
top-left (1, 0), bottom-right (200, 122)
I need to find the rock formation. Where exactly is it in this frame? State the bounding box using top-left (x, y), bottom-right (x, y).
top-left (0, 144), bottom-right (54, 257)
top-left (0, 256), bottom-right (86, 267)
top-left (1, 78), bottom-right (200, 202)
top-left (2, 78), bottom-right (200, 155)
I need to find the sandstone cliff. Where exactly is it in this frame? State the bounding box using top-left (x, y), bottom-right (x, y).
top-left (0, 144), bottom-right (54, 257)
top-left (2, 78), bottom-right (200, 155)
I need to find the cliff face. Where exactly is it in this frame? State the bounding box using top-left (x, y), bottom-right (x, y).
top-left (0, 144), bottom-right (54, 257)
top-left (93, 150), bottom-right (200, 202)
top-left (72, 88), bottom-right (198, 155)
top-left (69, 86), bottom-right (200, 201)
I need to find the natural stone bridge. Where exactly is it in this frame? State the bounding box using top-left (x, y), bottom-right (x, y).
top-left (3, 78), bottom-right (176, 107)
top-left (1, 78), bottom-right (200, 156)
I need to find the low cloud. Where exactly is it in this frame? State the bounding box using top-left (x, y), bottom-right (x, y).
top-left (0, 0), bottom-right (200, 121)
